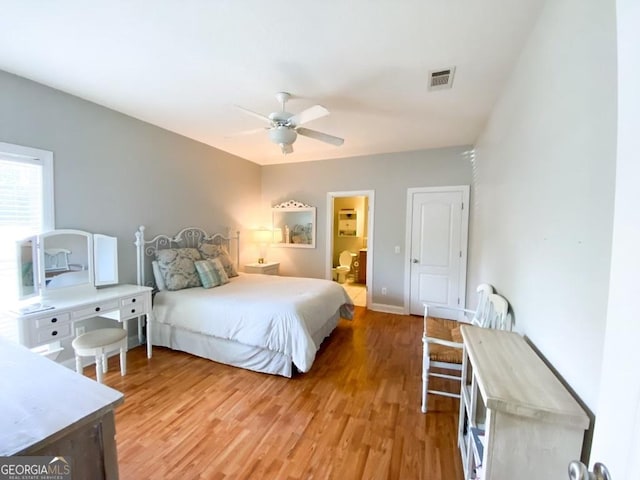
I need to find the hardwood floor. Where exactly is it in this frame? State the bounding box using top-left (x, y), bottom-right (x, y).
top-left (95, 307), bottom-right (464, 479)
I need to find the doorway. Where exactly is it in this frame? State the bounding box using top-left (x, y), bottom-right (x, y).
top-left (404, 186), bottom-right (469, 316)
top-left (326, 190), bottom-right (374, 307)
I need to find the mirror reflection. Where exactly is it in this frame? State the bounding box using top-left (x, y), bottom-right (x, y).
top-left (42, 233), bottom-right (90, 290)
top-left (271, 200), bottom-right (316, 249)
top-left (16, 229), bottom-right (119, 301)
top-left (18, 239), bottom-right (36, 298)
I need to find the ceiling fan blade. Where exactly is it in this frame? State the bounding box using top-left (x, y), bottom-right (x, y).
top-left (224, 127), bottom-right (268, 138)
top-left (289, 105), bottom-right (330, 126)
top-left (281, 144), bottom-right (294, 155)
top-left (296, 127), bottom-right (344, 146)
top-left (235, 105), bottom-right (272, 124)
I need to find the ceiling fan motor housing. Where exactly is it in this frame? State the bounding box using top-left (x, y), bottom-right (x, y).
top-left (269, 126), bottom-right (297, 146)
top-left (268, 111), bottom-right (294, 125)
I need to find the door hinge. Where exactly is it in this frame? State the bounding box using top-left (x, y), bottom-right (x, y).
top-left (461, 202), bottom-right (464, 210)
top-left (459, 250), bottom-right (462, 258)
top-left (457, 297), bottom-right (460, 305)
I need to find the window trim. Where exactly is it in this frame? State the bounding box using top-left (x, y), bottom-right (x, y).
top-left (0, 142), bottom-right (54, 230)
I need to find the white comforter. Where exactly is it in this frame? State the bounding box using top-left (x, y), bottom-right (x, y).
top-left (152, 273), bottom-right (354, 372)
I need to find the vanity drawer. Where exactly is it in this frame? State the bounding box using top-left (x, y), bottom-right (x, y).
top-left (72, 300), bottom-right (119, 319)
top-left (119, 303), bottom-right (146, 319)
top-left (121, 295), bottom-right (145, 307)
top-left (35, 312), bottom-right (71, 328)
top-left (36, 323), bottom-right (71, 344)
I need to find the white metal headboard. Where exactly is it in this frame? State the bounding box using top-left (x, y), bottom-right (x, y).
top-left (134, 225), bottom-right (240, 288)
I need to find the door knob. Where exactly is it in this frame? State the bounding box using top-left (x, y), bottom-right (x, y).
top-left (412, 259), bottom-right (419, 263)
top-left (568, 461), bottom-right (611, 480)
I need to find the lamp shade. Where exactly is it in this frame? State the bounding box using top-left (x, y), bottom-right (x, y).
top-left (252, 228), bottom-right (273, 244)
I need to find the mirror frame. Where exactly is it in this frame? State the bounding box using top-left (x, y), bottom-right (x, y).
top-left (39, 229), bottom-right (94, 297)
top-left (16, 229), bottom-right (119, 301)
top-left (271, 200), bottom-right (316, 249)
top-left (16, 237), bottom-right (38, 300)
top-left (94, 234), bottom-right (119, 286)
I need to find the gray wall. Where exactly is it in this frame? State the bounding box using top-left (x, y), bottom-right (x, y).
top-left (0, 69), bottom-right (262, 286)
top-left (261, 147), bottom-right (473, 307)
top-left (468, 0), bottom-right (617, 410)
top-left (0, 69), bottom-right (262, 362)
top-left (590, 0), bottom-right (640, 470)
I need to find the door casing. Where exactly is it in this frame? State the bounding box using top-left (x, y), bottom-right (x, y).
top-left (404, 185), bottom-right (470, 315)
top-left (325, 190), bottom-right (375, 307)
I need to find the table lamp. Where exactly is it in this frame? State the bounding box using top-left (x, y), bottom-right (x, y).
top-left (251, 227), bottom-right (273, 264)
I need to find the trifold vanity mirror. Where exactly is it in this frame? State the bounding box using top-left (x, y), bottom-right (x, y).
top-left (17, 229), bottom-right (119, 301)
top-left (271, 200), bottom-right (316, 248)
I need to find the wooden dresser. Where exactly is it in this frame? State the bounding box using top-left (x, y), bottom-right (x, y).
top-left (459, 325), bottom-right (589, 479)
top-left (0, 338), bottom-right (124, 479)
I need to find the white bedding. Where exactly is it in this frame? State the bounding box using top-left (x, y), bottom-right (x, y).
top-left (152, 273), bottom-right (354, 372)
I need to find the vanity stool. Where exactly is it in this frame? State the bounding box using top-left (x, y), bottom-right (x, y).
top-left (72, 328), bottom-right (128, 384)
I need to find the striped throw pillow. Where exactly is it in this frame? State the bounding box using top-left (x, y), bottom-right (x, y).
top-left (194, 258), bottom-right (229, 289)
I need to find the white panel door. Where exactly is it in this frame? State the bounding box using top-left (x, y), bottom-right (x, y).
top-left (408, 188), bottom-right (468, 316)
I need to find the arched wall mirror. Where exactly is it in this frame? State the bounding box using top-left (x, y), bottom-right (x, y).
top-left (17, 229), bottom-right (119, 300)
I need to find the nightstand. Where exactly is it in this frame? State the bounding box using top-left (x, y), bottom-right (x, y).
top-left (244, 262), bottom-right (280, 275)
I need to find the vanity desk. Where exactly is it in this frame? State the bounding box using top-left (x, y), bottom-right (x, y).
top-left (14, 284), bottom-right (154, 358)
top-left (14, 228), bottom-right (155, 359)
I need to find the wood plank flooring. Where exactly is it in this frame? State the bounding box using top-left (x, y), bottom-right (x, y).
top-left (96, 307), bottom-right (463, 479)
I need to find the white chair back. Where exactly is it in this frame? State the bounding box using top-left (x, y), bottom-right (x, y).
top-left (44, 248), bottom-right (71, 272)
top-left (479, 293), bottom-right (512, 331)
top-left (470, 283), bottom-right (494, 326)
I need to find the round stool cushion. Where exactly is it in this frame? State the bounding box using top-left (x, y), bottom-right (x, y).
top-left (72, 328), bottom-right (127, 350)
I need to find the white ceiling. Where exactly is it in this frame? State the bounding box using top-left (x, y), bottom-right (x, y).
top-left (0, 1), bottom-right (543, 165)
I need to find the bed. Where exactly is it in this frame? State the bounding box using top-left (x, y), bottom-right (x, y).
top-left (135, 226), bottom-right (354, 377)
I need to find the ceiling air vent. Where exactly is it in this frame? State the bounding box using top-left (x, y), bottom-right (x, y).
top-left (428, 67), bottom-right (456, 91)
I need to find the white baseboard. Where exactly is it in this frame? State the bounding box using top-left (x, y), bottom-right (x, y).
top-left (368, 303), bottom-right (407, 315)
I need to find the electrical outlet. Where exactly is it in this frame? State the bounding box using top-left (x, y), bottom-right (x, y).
top-left (381, 287), bottom-right (387, 295)
top-left (394, 246), bottom-right (400, 254)
top-left (75, 326), bottom-right (86, 336)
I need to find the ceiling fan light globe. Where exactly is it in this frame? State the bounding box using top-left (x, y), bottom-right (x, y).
top-left (269, 126), bottom-right (297, 146)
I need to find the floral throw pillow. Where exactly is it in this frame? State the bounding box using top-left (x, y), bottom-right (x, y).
top-left (198, 243), bottom-right (238, 278)
top-left (194, 258), bottom-right (230, 289)
top-left (155, 248), bottom-right (202, 291)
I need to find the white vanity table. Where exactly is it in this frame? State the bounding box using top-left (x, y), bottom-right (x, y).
top-left (12, 229), bottom-right (155, 360)
top-left (14, 284), bottom-right (154, 358)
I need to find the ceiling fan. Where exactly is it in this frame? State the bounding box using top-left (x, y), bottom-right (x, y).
top-left (234, 92), bottom-right (344, 154)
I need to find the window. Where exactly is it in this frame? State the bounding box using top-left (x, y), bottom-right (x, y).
top-left (0, 142), bottom-right (54, 341)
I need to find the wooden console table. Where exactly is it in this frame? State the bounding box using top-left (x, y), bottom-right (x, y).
top-left (0, 338), bottom-right (124, 479)
top-left (459, 325), bottom-right (589, 479)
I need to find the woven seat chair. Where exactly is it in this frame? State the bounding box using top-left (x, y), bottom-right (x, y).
top-left (421, 284), bottom-right (511, 413)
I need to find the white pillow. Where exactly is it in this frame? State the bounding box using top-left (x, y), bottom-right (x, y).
top-left (152, 260), bottom-right (166, 291)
